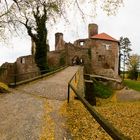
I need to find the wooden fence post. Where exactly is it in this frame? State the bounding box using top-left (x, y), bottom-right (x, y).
top-left (67, 84), bottom-right (70, 103)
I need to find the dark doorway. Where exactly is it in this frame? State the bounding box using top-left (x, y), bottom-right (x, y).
top-left (72, 56), bottom-right (80, 65)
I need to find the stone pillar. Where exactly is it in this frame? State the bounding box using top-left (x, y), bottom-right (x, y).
top-left (55, 33), bottom-right (65, 50)
top-left (84, 75), bottom-right (96, 106)
top-left (88, 23), bottom-right (98, 38)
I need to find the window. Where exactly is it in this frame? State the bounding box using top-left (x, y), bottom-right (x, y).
top-left (105, 44), bottom-right (110, 50)
top-left (80, 41), bottom-right (84, 46)
top-left (21, 58), bottom-right (25, 64)
top-left (103, 44), bottom-right (111, 50)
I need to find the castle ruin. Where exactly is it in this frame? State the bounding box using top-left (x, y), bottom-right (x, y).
top-left (0, 23), bottom-right (120, 84)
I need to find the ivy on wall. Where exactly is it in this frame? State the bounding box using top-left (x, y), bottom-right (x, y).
top-left (88, 48), bottom-right (92, 59)
top-left (59, 53), bottom-right (66, 66)
top-left (0, 68), bottom-right (5, 75)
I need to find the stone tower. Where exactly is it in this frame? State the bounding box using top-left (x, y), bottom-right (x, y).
top-left (88, 23), bottom-right (98, 38)
top-left (55, 33), bottom-right (65, 50)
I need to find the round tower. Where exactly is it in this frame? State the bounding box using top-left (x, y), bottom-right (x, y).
top-left (55, 33), bottom-right (65, 50)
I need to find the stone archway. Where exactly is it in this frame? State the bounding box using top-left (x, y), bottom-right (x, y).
top-left (72, 56), bottom-right (80, 65)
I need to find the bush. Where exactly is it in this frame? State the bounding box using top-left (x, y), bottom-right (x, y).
top-left (128, 70), bottom-right (138, 80)
top-left (93, 80), bottom-right (113, 98)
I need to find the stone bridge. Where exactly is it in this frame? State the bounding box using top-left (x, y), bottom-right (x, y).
top-left (0, 66), bottom-right (130, 140)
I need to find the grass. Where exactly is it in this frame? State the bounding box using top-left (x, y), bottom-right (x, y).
top-left (94, 80), bottom-right (113, 99)
top-left (124, 79), bottom-right (140, 92)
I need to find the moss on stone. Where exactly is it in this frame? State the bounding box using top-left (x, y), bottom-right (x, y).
top-left (0, 82), bottom-right (9, 93)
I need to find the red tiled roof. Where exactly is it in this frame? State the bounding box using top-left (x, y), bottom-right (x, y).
top-left (91, 33), bottom-right (119, 42)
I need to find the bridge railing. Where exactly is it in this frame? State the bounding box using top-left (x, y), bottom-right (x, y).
top-left (67, 67), bottom-right (131, 140)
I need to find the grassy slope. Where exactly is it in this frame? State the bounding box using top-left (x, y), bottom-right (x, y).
top-left (124, 79), bottom-right (140, 91)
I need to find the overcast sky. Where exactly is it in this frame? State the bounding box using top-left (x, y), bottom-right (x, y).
top-left (0, 0), bottom-right (140, 65)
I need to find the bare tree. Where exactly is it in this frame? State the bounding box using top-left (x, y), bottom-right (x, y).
top-left (1, 0), bottom-right (62, 72)
top-left (0, 1), bottom-right (13, 40)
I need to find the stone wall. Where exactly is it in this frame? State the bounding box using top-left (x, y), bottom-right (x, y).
top-left (15, 55), bottom-right (40, 82)
top-left (0, 62), bottom-right (15, 84)
top-left (72, 38), bottom-right (119, 77)
top-left (0, 50), bottom-right (67, 84)
top-left (65, 43), bottom-right (92, 73)
top-left (53, 29), bottom-right (119, 77)
top-left (47, 49), bottom-right (67, 69)
top-left (74, 39), bottom-right (91, 48)
top-left (90, 39), bottom-right (119, 77)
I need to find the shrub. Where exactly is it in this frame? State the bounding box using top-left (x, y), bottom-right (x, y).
top-left (93, 80), bottom-right (113, 98)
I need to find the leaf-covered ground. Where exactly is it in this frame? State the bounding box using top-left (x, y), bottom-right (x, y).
top-left (60, 97), bottom-right (112, 140)
top-left (96, 101), bottom-right (140, 140)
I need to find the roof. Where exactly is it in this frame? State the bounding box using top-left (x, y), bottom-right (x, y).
top-left (91, 33), bottom-right (119, 42)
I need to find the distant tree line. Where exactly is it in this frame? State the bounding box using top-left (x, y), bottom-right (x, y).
top-left (119, 37), bottom-right (140, 80)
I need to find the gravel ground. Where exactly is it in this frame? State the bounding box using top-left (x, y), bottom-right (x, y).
top-left (0, 92), bottom-right (45, 140)
top-left (16, 66), bottom-right (79, 101)
top-left (0, 66), bottom-right (79, 140)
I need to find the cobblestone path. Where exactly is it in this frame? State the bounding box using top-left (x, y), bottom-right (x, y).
top-left (0, 66), bottom-right (79, 140)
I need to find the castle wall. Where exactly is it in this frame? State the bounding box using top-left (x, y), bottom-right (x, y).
top-left (73, 38), bottom-right (119, 77)
top-left (47, 49), bottom-right (67, 69)
top-left (0, 56), bottom-right (40, 84)
top-left (74, 39), bottom-right (91, 48)
top-left (0, 23), bottom-right (120, 84)
top-left (90, 39), bottom-right (119, 77)
top-left (0, 63), bottom-right (15, 84)
top-left (65, 43), bottom-right (92, 73)
top-left (15, 55), bottom-right (40, 82)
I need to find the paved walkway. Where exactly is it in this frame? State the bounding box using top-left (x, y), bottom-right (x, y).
top-left (0, 66), bottom-right (79, 140)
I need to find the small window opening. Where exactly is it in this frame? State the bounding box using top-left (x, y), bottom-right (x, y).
top-left (105, 44), bottom-right (110, 50)
top-left (80, 41), bottom-right (84, 46)
top-left (21, 58), bottom-right (25, 64)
